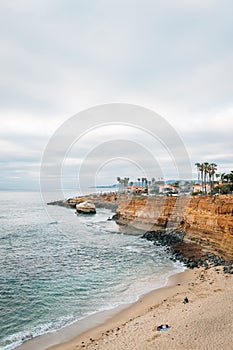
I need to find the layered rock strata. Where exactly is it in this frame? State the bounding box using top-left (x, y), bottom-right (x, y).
top-left (116, 195), bottom-right (233, 261)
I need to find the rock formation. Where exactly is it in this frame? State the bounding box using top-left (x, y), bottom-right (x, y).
top-left (115, 195), bottom-right (233, 261)
top-left (76, 201), bottom-right (96, 214)
top-left (48, 193), bottom-right (117, 211)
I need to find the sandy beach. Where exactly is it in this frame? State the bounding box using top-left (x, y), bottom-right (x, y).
top-left (43, 266), bottom-right (233, 350)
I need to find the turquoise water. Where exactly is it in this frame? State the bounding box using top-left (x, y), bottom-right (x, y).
top-left (0, 191), bottom-right (184, 350)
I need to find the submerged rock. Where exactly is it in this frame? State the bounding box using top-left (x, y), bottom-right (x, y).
top-left (76, 201), bottom-right (96, 214)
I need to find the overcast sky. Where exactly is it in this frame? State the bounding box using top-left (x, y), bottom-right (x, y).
top-left (1, 0), bottom-right (233, 192)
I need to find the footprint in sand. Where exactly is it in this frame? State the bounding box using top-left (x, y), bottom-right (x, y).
top-left (147, 333), bottom-right (161, 342)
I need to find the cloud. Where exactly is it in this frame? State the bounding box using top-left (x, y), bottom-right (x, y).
top-left (161, 0), bottom-right (219, 10)
top-left (1, 0), bottom-right (232, 114)
top-left (0, 0), bottom-right (232, 189)
top-left (178, 107), bottom-right (233, 174)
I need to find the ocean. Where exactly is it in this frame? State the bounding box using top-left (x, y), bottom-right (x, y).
top-left (0, 191), bottom-right (185, 350)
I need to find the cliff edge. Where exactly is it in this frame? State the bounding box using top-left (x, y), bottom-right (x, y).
top-left (116, 195), bottom-right (233, 261)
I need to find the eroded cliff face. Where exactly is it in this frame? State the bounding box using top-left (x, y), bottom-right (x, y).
top-left (183, 196), bottom-right (233, 260)
top-left (116, 195), bottom-right (233, 261)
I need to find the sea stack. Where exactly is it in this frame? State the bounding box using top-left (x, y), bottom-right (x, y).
top-left (76, 200), bottom-right (96, 214)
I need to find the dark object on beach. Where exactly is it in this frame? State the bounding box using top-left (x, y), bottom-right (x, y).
top-left (183, 297), bottom-right (189, 304)
top-left (156, 324), bottom-right (171, 331)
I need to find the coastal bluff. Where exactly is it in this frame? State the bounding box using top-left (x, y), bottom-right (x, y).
top-left (115, 195), bottom-right (233, 261)
top-left (48, 193), bottom-right (233, 261)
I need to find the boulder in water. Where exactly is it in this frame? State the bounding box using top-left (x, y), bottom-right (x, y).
top-left (76, 201), bottom-right (96, 214)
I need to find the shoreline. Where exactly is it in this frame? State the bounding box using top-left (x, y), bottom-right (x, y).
top-left (45, 269), bottom-right (192, 350)
top-left (47, 266), bottom-right (233, 350)
top-left (15, 267), bottom-right (186, 350)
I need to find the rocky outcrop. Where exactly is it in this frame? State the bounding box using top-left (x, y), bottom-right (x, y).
top-left (141, 230), bottom-right (232, 271)
top-left (92, 193), bottom-right (118, 211)
top-left (76, 201), bottom-right (96, 214)
top-left (47, 193), bottom-right (118, 211)
top-left (116, 195), bottom-right (233, 261)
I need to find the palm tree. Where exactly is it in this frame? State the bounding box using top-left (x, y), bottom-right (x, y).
top-left (117, 177), bottom-right (124, 192)
top-left (196, 163), bottom-right (205, 192)
top-left (123, 177), bottom-right (129, 188)
top-left (195, 162), bottom-right (218, 194)
top-left (137, 178), bottom-right (140, 186)
top-left (203, 162), bottom-right (209, 194)
top-left (141, 177), bottom-right (144, 187)
top-left (117, 177), bottom-right (121, 190)
top-left (200, 164), bottom-right (205, 191)
top-left (195, 162), bottom-right (201, 182)
top-left (208, 163), bottom-right (217, 192)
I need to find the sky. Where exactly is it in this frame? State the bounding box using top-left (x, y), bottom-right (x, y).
top-left (1, 0), bottom-right (233, 192)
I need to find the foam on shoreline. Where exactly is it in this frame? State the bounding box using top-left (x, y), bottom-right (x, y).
top-left (15, 268), bottom-right (187, 350)
top-left (47, 267), bottom-right (233, 350)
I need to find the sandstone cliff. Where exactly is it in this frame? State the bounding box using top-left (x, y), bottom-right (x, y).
top-left (116, 195), bottom-right (233, 261)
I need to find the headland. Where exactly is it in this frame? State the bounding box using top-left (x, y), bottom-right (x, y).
top-left (43, 193), bottom-right (233, 350)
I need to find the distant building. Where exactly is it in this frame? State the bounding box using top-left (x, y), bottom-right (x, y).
top-left (159, 184), bottom-right (178, 195)
top-left (128, 185), bottom-right (147, 194)
top-left (192, 183), bottom-right (211, 193)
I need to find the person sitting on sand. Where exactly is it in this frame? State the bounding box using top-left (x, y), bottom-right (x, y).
top-left (155, 324), bottom-right (171, 331)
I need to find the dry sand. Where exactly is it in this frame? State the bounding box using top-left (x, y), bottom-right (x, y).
top-left (45, 267), bottom-right (233, 350)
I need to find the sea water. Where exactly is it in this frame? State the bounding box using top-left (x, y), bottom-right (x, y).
top-left (0, 191), bottom-right (185, 350)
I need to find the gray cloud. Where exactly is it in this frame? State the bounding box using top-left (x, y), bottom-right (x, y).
top-left (1, 0), bottom-right (232, 112)
top-left (0, 0), bottom-right (232, 190)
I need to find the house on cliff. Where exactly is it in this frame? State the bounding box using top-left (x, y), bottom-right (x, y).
top-left (159, 184), bottom-right (178, 195)
top-left (193, 183), bottom-right (211, 194)
top-left (127, 185), bottom-right (147, 194)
